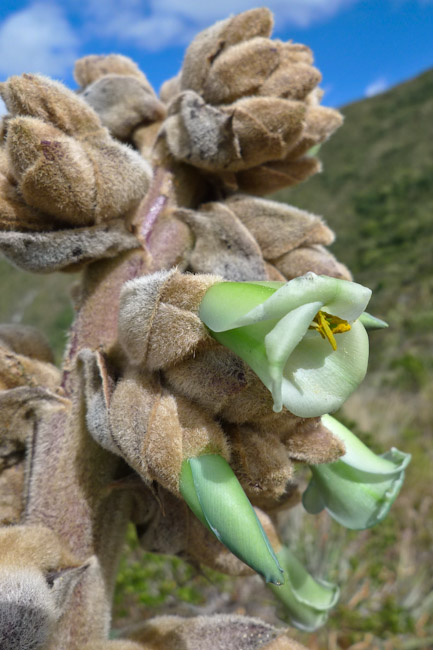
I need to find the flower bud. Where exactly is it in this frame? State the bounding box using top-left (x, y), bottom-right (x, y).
top-left (180, 454), bottom-right (284, 584)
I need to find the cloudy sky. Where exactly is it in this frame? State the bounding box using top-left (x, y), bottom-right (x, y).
top-left (0, 0), bottom-right (432, 109)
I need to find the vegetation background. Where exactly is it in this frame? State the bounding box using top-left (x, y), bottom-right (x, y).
top-left (1, 69), bottom-right (432, 649)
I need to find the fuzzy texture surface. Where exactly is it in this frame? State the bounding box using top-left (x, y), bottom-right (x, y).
top-left (0, 74), bottom-right (151, 235)
top-left (128, 614), bottom-right (305, 650)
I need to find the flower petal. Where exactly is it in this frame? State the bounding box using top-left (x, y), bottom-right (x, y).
top-left (280, 320), bottom-right (369, 417)
top-left (302, 416), bottom-right (411, 529)
top-left (232, 274), bottom-right (371, 327)
top-left (199, 280), bottom-right (278, 332)
top-left (359, 312), bottom-right (389, 330)
top-left (264, 302), bottom-right (322, 412)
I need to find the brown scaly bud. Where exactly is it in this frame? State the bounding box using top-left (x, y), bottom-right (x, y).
top-left (272, 243), bottom-right (351, 281)
top-left (229, 425), bottom-right (294, 501)
top-left (110, 374), bottom-right (230, 495)
top-left (0, 386), bottom-right (67, 525)
top-left (5, 115), bottom-right (150, 227)
top-left (180, 8), bottom-right (274, 94)
top-left (0, 74), bottom-right (102, 137)
top-left (235, 156), bottom-right (322, 195)
top-left (74, 53), bottom-right (147, 87)
top-left (225, 194), bottom-right (334, 259)
top-left (0, 325), bottom-right (60, 392)
top-left (234, 101), bottom-right (343, 195)
top-left (0, 326), bottom-right (66, 525)
top-left (75, 55), bottom-right (166, 142)
top-left (0, 324), bottom-right (54, 364)
top-left (177, 202), bottom-right (267, 280)
top-left (161, 90), bottom-right (305, 173)
top-left (285, 104), bottom-right (344, 160)
top-left (128, 614), bottom-right (307, 650)
top-left (0, 73), bottom-right (151, 235)
top-left (79, 350), bottom-right (230, 496)
top-left (157, 8), bottom-right (342, 193)
top-left (196, 38), bottom-right (321, 106)
top-left (224, 194), bottom-right (351, 280)
top-left (0, 146), bottom-right (50, 232)
top-left (118, 268), bottom-right (220, 371)
top-left (2, 138), bottom-right (141, 264)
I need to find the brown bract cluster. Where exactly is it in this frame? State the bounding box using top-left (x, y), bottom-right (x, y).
top-left (75, 54), bottom-right (166, 144)
top-left (0, 73), bottom-right (150, 271)
top-left (178, 194), bottom-right (351, 282)
top-left (159, 8), bottom-right (343, 194)
top-left (0, 325), bottom-right (65, 526)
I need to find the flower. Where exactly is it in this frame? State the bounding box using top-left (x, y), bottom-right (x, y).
top-left (199, 272), bottom-right (371, 417)
top-left (268, 545), bottom-right (339, 631)
top-left (302, 415), bottom-right (411, 529)
top-left (180, 454), bottom-right (284, 585)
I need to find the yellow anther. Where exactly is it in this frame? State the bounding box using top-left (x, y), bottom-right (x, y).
top-left (309, 311), bottom-right (351, 350)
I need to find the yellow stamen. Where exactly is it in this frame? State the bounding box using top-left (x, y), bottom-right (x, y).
top-left (309, 311), bottom-right (351, 350)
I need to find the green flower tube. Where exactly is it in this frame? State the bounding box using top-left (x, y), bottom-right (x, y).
top-left (268, 545), bottom-right (339, 631)
top-left (180, 454), bottom-right (284, 585)
top-left (199, 273), bottom-right (372, 417)
top-left (302, 415), bottom-right (411, 530)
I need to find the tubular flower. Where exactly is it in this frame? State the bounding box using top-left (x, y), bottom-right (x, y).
top-left (199, 273), bottom-right (371, 417)
top-left (180, 454), bottom-right (284, 585)
top-left (302, 415), bottom-right (411, 529)
top-left (268, 545), bottom-right (339, 631)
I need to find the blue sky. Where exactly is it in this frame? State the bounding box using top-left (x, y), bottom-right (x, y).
top-left (0, 0), bottom-right (432, 112)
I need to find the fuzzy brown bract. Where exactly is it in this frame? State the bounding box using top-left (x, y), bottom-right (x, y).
top-left (158, 7), bottom-right (343, 195)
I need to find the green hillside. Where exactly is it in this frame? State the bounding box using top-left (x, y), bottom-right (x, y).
top-left (0, 258), bottom-right (74, 362)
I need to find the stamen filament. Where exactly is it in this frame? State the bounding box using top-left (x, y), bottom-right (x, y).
top-left (309, 311), bottom-right (351, 350)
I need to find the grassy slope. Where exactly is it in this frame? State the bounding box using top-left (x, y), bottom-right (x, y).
top-left (0, 258), bottom-right (74, 363)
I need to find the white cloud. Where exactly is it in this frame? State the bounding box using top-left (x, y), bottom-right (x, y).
top-left (0, 3), bottom-right (78, 79)
top-left (155, 0), bottom-right (357, 28)
top-left (0, 0), bottom-right (358, 74)
top-left (76, 0), bottom-right (358, 50)
top-left (365, 77), bottom-right (388, 97)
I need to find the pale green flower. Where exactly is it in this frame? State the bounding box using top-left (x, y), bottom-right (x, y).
top-left (199, 273), bottom-right (371, 417)
top-left (268, 545), bottom-right (339, 631)
top-left (180, 454), bottom-right (284, 584)
top-left (302, 415), bottom-right (411, 530)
